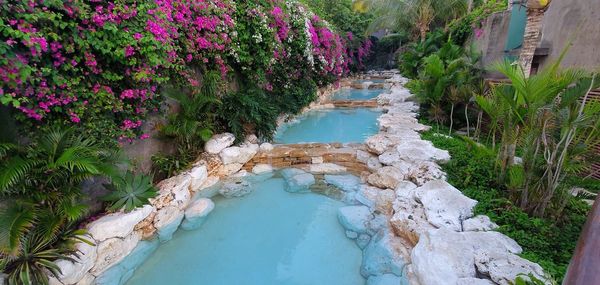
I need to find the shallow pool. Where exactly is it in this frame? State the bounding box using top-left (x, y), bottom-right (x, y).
top-left (332, 88), bottom-right (384, 100)
top-left (274, 108), bottom-right (380, 144)
top-left (125, 178), bottom-right (364, 285)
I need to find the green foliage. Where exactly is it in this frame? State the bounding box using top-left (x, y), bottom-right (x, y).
top-left (300, 0), bottom-right (373, 38)
top-left (476, 58), bottom-right (600, 217)
top-left (102, 172), bottom-right (158, 212)
top-left (0, 217), bottom-right (90, 285)
top-left (217, 87), bottom-right (279, 141)
top-left (151, 154), bottom-right (188, 180)
top-left (0, 199), bottom-right (93, 285)
top-left (446, 0), bottom-right (508, 46)
top-left (408, 42), bottom-right (482, 130)
top-left (0, 127), bottom-right (123, 203)
top-left (513, 273), bottom-right (557, 285)
top-left (363, 0), bottom-right (467, 40)
top-left (398, 30), bottom-right (447, 78)
top-left (421, 130), bottom-right (590, 282)
top-left (0, 126), bottom-right (120, 284)
top-left (161, 71), bottom-right (221, 154)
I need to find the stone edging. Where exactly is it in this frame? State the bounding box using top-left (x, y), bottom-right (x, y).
top-left (46, 76), bottom-right (369, 285)
top-left (49, 70), bottom-right (548, 285)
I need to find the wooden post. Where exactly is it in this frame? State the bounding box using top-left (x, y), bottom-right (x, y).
top-left (562, 195), bottom-right (600, 285)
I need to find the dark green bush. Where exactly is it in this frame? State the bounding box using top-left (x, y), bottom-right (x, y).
top-left (217, 87), bottom-right (279, 141)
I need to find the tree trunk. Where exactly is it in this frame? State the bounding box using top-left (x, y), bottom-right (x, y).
top-left (449, 103), bottom-right (455, 136)
top-left (419, 24), bottom-right (428, 42)
top-left (518, 8), bottom-right (545, 77)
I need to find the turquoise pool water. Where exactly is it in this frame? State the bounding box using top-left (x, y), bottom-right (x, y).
top-left (332, 88), bottom-right (384, 100)
top-left (274, 108), bottom-right (380, 144)
top-left (125, 178), bottom-right (364, 285)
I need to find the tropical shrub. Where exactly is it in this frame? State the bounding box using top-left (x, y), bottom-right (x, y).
top-left (0, 127), bottom-right (122, 284)
top-left (475, 58), bottom-right (600, 217)
top-left (160, 71), bottom-right (221, 155)
top-left (362, 0), bottom-right (467, 41)
top-left (398, 29), bottom-right (447, 78)
top-left (408, 42), bottom-right (482, 132)
top-left (217, 87), bottom-right (279, 141)
top-left (0, 219), bottom-right (91, 285)
top-left (0, 127), bottom-right (123, 206)
top-left (102, 172), bottom-right (158, 212)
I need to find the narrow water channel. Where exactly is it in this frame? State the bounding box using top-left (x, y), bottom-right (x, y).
top-left (104, 86), bottom-right (387, 285)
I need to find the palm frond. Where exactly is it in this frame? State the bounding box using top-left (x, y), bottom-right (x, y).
top-left (0, 202), bottom-right (36, 254)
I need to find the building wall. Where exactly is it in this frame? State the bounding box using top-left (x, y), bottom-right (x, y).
top-left (474, 10), bottom-right (513, 76)
top-left (475, 0), bottom-right (600, 73)
top-left (538, 0), bottom-right (600, 71)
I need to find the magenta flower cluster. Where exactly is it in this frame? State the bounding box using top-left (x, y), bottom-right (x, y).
top-left (0, 0), bottom-right (372, 142)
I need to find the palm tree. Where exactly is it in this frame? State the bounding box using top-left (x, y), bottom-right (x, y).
top-left (476, 54), bottom-right (600, 217)
top-left (518, 0), bottom-right (552, 77)
top-left (160, 71), bottom-right (221, 155)
top-left (0, 127), bottom-right (118, 284)
top-left (361, 0), bottom-right (468, 41)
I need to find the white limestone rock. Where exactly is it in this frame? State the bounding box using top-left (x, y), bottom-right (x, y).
top-left (463, 215), bottom-right (499, 232)
top-left (252, 164), bottom-right (273, 174)
top-left (195, 176), bottom-right (220, 198)
top-left (356, 185), bottom-right (380, 208)
top-left (284, 172), bottom-right (315, 193)
top-left (75, 274), bottom-right (95, 285)
top-left (91, 232), bottom-right (141, 275)
top-left (411, 228), bottom-right (522, 285)
top-left (259, 142), bottom-right (274, 152)
top-left (181, 198), bottom-right (215, 230)
top-left (366, 274), bottom-right (406, 285)
top-left (475, 251), bottom-right (547, 285)
top-left (395, 140), bottom-right (450, 163)
top-left (219, 143), bottom-right (259, 165)
top-left (375, 189), bottom-right (396, 215)
top-left (308, 163), bottom-right (347, 174)
top-left (414, 180), bottom-right (477, 231)
top-left (457, 278), bottom-right (495, 285)
top-left (55, 242), bottom-right (97, 285)
top-left (325, 174), bottom-right (361, 192)
top-left (406, 160), bottom-right (446, 186)
top-left (367, 166), bottom-right (406, 189)
top-left (378, 150), bottom-right (400, 166)
top-left (361, 229), bottom-right (406, 277)
top-left (154, 173), bottom-right (192, 207)
top-left (153, 205), bottom-right (184, 242)
top-left (367, 157), bottom-right (383, 171)
top-left (87, 205), bottom-right (153, 242)
top-left (218, 163), bottom-right (243, 177)
top-left (244, 134), bottom-right (258, 144)
top-left (189, 165), bottom-right (208, 192)
top-left (204, 133), bottom-right (235, 154)
top-left (337, 205), bottom-right (373, 234)
top-left (356, 149), bottom-right (372, 163)
top-left (220, 179), bottom-right (253, 198)
top-left (366, 134), bottom-right (396, 155)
